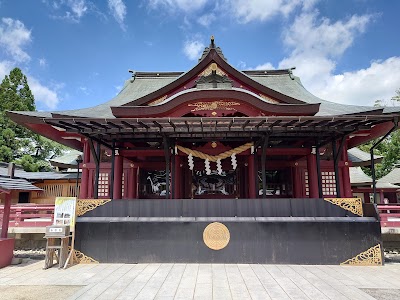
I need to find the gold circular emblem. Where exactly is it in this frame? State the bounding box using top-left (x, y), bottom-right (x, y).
top-left (203, 222), bottom-right (230, 250)
top-left (211, 141), bottom-right (217, 148)
top-left (210, 102), bottom-right (218, 110)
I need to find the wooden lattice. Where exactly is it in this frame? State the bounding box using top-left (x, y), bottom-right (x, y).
top-left (76, 199), bottom-right (111, 216)
top-left (203, 222), bottom-right (230, 250)
top-left (324, 197), bottom-right (363, 216)
top-left (341, 244), bottom-right (382, 266)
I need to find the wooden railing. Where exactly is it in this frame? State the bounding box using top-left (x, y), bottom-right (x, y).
top-left (377, 204), bottom-right (400, 227)
top-left (31, 182), bottom-right (80, 204)
top-left (0, 204), bottom-right (54, 228)
top-left (1, 202), bottom-right (400, 229)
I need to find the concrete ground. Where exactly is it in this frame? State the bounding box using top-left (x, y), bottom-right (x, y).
top-left (1, 260), bottom-right (400, 300)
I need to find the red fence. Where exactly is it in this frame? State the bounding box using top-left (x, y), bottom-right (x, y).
top-left (0, 204), bottom-right (54, 228)
top-left (1, 202), bottom-right (400, 229)
top-left (377, 204), bottom-right (400, 227)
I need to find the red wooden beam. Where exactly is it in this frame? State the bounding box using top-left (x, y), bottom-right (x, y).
top-left (348, 121), bottom-right (394, 149)
top-left (1, 193), bottom-right (12, 238)
top-left (120, 148), bottom-right (311, 157)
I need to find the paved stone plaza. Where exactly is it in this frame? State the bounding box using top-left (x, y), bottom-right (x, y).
top-left (1, 260), bottom-right (400, 300)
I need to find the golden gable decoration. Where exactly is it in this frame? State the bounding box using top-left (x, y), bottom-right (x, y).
top-left (259, 94), bottom-right (279, 104)
top-left (203, 222), bottom-right (230, 250)
top-left (341, 244), bottom-right (382, 266)
top-left (76, 199), bottom-right (111, 217)
top-left (199, 63), bottom-right (226, 77)
top-left (324, 197), bottom-right (363, 216)
top-left (148, 95), bottom-right (168, 106)
top-left (188, 100), bottom-right (240, 112)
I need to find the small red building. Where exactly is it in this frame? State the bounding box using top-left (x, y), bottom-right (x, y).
top-left (7, 37), bottom-right (399, 264)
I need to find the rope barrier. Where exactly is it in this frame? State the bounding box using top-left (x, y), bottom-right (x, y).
top-left (176, 142), bottom-right (253, 162)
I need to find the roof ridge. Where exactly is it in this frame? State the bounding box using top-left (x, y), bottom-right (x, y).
top-left (242, 69), bottom-right (292, 76)
top-left (134, 72), bottom-right (184, 78)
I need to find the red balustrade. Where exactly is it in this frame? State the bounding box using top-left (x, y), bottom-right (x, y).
top-left (0, 204), bottom-right (54, 228)
top-left (377, 204), bottom-right (400, 227)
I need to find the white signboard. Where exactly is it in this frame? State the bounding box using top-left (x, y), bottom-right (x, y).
top-left (54, 197), bottom-right (77, 227)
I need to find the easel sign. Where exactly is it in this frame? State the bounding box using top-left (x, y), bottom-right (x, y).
top-left (52, 197), bottom-right (78, 269)
top-left (54, 197), bottom-right (77, 229)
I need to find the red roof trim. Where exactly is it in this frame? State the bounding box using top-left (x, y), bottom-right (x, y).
top-left (112, 89), bottom-right (320, 118)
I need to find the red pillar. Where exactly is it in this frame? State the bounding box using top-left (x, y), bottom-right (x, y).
top-left (174, 156), bottom-right (182, 199)
top-left (132, 167), bottom-right (138, 199)
top-left (379, 190), bottom-right (384, 204)
top-left (364, 192), bottom-right (370, 203)
top-left (341, 143), bottom-right (352, 197)
top-left (248, 155), bottom-right (256, 198)
top-left (1, 193), bottom-right (12, 238)
top-left (293, 163), bottom-right (302, 198)
top-left (113, 154), bottom-right (123, 199)
top-left (307, 153), bottom-right (319, 198)
top-left (79, 139), bottom-right (90, 199)
top-left (127, 164), bottom-right (138, 199)
top-left (342, 163), bottom-right (352, 197)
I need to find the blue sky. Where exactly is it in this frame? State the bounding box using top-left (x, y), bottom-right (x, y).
top-left (0, 0), bottom-right (399, 111)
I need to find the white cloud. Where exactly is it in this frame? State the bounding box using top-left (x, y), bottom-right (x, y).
top-left (29, 76), bottom-right (61, 110)
top-left (147, 0), bottom-right (314, 23)
top-left (0, 18), bottom-right (32, 63)
top-left (0, 61), bottom-right (61, 109)
top-left (282, 12), bottom-right (371, 59)
top-left (183, 38), bottom-right (205, 60)
top-left (313, 57), bottom-right (400, 106)
top-left (148, 0), bottom-right (208, 13)
top-left (229, 0), bottom-right (304, 23)
top-left (48, 0), bottom-right (89, 23)
top-left (0, 18), bottom-right (61, 110)
top-left (0, 60), bottom-right (13, 81)
top-left (79, 86), bottom-right (90, 95)
top-left (197, 13), bottom-right (215, 27)
top-left (255, 62), bottom-right (275, 70)
top-left (274, 10), bottom-right (389, 106)
top-left (38, 58), bottom-right (47, 67)
top-left (108, 0), bottom-right (127, 30)
top-left (115, 85), bottom-right (122, 95)
top-left (69, 0), bottom-right (88, 18)
top-left (237, 61), bottom-right (247, 69)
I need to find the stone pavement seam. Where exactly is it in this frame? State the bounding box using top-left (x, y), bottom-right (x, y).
top-left (123, 264), bottom-right (161, 300)
top-left (172, 264), bottom-right (188, 300)
top-left (150, 264), bottom-right (175, 300)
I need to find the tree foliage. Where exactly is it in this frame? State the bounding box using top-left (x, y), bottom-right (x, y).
top-left (361, 88), bottom-right (400, 178)
top-left (0, 68), bottom-right (67, 171)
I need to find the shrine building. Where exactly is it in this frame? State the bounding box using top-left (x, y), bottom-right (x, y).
top-left (8, 37), bottom-right (399, 265)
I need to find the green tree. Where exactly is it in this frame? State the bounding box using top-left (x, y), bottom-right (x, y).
top-left (360, 89), bottom-right (400, 178)
top-left (0, 67), bottom-right (67, 171)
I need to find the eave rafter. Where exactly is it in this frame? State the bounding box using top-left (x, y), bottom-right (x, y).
top-left (42, 116), bottom-right (396, 148)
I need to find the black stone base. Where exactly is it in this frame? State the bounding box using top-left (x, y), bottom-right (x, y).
top-left (75, 199), bottom-right (382, 264)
